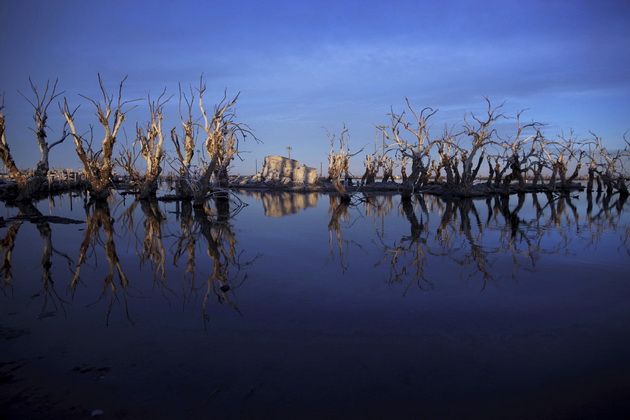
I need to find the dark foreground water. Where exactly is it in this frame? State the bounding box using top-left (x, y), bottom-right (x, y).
top-left (1, 190), bottom-right (629, 419)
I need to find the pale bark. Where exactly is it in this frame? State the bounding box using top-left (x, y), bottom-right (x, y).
top-left (458, 98), bottom-right (505, 196)
top-left (136, 90), bottom-right (171, 199)
top-left (61, 74), bottom-right (140, 201)
top-left (377, 100), bottom-right (437, 199)
top-left (327, 126), bottom-right (353, 203)
top-left (0, 102), bottom-right (25, 188)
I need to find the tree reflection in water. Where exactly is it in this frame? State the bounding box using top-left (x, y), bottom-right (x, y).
top-left (0, 188), bottom-right (628, 324)
top-left (192, 198), bottom-right (256, 324)
top-left (1, 201), bottom-right (75, 318)
top-left (71, 200), bottom-right (132, 324)
top-left (372, 190), bottom-right (629, 292)
top-left (1, 188), bottom-right (629, 418)
top-left (171, 194), bottom-right (257, 324)
top-left (0, 221), bottom-right (20, 285)
top-left (121, 199), bottom-right (167, 286)
top-left (375, 196), bottom-right (434, 293)
top-left (327, 195), bottom-right (355, 272)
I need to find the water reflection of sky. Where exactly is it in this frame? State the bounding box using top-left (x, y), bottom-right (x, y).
top-left (1, 191), bottom-right (630, 418)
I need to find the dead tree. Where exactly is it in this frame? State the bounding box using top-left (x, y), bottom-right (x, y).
top-left (193, 86), bottom-right (235, 204)
top-left (381, 155), bottom-right (395, 183)
top-left (497, 111), bottom-right (544, 194)
top-left (585, 133), bottom-right (604, 192)
top-left (170, 84), bottom-right (197, 199)
top-left (177, 78), bottom-right (255, 207)
top-left (20, 79), bottom-right (69, 193)
top-left (135, 90), bottom-right (172, 199)
top-left (456, 98), bottom-right (506, 196)
top-left (591, 132), bottom-right (630, 197)
top-left (0, 97), bottom-right (25, 188)
top-left (327, 126), bottom-right (353, 203)
top-left (116, 140), bottom-right (142, 190)
top-left (61, 74), bottom-right (140, 201)
top-left (378, 99), bottom-right (437, 200)
top-left (0, 81), bottom-right (69, 200)
top-left (360, 153), bottom-right (381, 185)
top-left (540, 131), bottom-right (586, 191)
top-left (435, 129), bottom-right (458, 186)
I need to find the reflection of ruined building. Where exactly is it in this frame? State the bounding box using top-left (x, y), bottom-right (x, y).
top-left (262, 192), bottom-right (319, 217)
top-left (239, 191), bottom-right (319, 217)
top-left (260, 156), bottom-right (318, 185)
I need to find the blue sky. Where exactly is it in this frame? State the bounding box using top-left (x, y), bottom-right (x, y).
top-left (1, 0), bottom-right (629, 175)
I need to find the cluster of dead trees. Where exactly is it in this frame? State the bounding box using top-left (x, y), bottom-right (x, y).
top-left (1, 75), bottom-right (254, 205)
top-left (2, 76), bottom-right (628, 204)
top-left (328, 98), bottom-right (629, 200)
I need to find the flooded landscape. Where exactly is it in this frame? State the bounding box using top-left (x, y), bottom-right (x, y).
top-left (3, 0), bottom-right (630, 418)
top-left (2, 188), bottom-right (630, 418)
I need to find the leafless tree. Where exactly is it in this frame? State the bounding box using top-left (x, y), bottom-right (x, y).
top-left (588, 132), bottom-right (630, 196)
top-left (135, 90), bottom-right (172, 199)
top-left (0, 96), bottom-right (24, 187)
top-left (540, 131), bottom-right (586, 191)
top-left (456, 98), bottom-right (506, 196)
top-left (434, 128), bottom-right (458, 186)
top-left (360, 153), bottom-right (381, 185)
top-left (61, 74), bottom-right (141, 201)
top-left (170, 84), bottom-right (197, 199)
top-left (19, 79), bottom-right (69, 181)
top-left (496, 110), bottom-right (544, 194)
top-left (377, 100), bottom-right (437, 199)
top-left (327, 126), bottom-right (356, 203)
top-left (0, 80), bottom-right (69, 200)
top-left (170, 77), bottom-right (256, 207)
top-left (381, 155), bottom-right (395, 183)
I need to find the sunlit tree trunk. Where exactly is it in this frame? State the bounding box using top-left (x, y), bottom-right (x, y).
top-left (0, 102), bottom-right (26, 189)
top-left (62, 74), bottom-right (140, 201)
top-left (327, 126), bottom-right (353, 203)
top-left (136, 90), bottom-right (171, 200)
top-left (377, 100), bottom-right (437, 200)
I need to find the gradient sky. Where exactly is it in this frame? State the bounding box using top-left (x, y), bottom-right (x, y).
top-left (1, 0), bottom-right (629, 175)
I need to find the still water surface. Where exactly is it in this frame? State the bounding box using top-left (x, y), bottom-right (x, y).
top-left (1, 190), bottom-right (630, 419)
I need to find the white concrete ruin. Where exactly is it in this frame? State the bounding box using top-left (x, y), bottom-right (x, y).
top-left (260, 156), bottom-right (318, 185)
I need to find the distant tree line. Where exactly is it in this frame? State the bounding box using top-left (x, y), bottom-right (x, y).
top-left (328, 98), bottom-right (629, 200)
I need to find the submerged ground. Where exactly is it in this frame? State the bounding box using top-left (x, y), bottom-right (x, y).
top-left (1, 189), bottom-right (630, 419)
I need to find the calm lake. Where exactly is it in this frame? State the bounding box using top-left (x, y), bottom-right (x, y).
top-left (1, 189), bottom-right (630, 419)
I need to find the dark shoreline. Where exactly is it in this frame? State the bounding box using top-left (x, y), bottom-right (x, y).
top-left (0, 176), bottom-right (591, 204)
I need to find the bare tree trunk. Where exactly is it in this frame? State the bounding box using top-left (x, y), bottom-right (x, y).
top-left (137, 90), bottom-right (171, 200)
top-left (18, 79), bottom-right (68, 200)
top-left (381, 156), bottom-right (394, 183)
top-left (191, 80), bottom-right (256, 207)
top-left (62, 74), bottom-right (140, 201)
top-left (360, 154), bottom-right (379, 185)
top-left (0, 104), bottom-right (26, 190)
top-left (327, 127), bottom-right (353, 203)
top-left (377, 101), bottom-right (436, 200)
top-left (458, 99), bottom-right (505, 196)
top-left (170, 85), bottom-right (197, 200)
